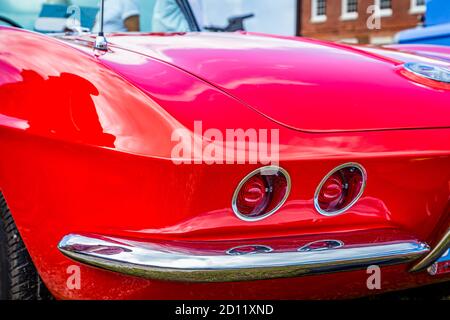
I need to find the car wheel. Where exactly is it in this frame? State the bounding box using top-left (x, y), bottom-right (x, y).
top-left (0, 193), bottom-right (52, 300)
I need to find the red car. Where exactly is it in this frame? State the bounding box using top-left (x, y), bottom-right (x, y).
top-left (0, 8), bottom-right (450, 299)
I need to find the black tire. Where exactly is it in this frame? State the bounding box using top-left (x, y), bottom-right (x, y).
top-left (0, 193), bottom-right (52, 300)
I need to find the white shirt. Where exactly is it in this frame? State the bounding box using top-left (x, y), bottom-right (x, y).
top-left (93, 0), bottom-right (140, 33)
top-left (152, 0), bottom-right (205, 32)
top-left (188, 0), bottom-right (205, 28)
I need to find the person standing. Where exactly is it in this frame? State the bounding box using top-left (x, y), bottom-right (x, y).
top-left (92, 0), bottom-right (140, 32)
top-left (152, 0), bottom-right (204, 32)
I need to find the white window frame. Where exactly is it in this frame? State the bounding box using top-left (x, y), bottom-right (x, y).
top-left (374, 0), bottom-right (393, 18)
top-left (341, 0), bottom-right (358, 20)
top-left (339, 38), bottom-right (359, 44)
top-left (410, 0), bottom-right (426, 14)
top-left (370, 35), bottom-right (393, 45)
top-left (311, 0), bottom-right (327, 23)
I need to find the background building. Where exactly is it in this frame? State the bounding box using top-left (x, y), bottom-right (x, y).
top-left (299, 0), bottom-right (427, 44)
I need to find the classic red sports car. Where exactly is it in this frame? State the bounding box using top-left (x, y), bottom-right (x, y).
top-left (0, 4), bottom-right (450, 300)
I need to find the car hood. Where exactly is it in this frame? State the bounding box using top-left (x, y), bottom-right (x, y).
top-left (104, 32), bottom-right (450, 133)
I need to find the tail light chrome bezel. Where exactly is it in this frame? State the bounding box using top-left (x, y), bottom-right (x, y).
top-left (314, 162), bottom-right (367, 217)
top-left (232, 166), bottom-right (291, 222)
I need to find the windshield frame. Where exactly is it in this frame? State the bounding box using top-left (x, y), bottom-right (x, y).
top-left (176, 0), bottom-right (200, 32)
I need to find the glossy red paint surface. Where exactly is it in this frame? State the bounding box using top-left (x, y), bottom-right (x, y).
top-left (105, 33), bottom-right (450, 132)
top-left (0, 27), bottom-right (449, 299)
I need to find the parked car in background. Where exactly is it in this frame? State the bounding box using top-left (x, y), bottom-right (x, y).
top-left (397, 0), bottom-right (450, 46)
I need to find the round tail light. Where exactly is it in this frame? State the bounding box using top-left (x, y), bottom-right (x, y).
top-left (232, 166), bottom-right (291, 221)
top-left (314, 163), bottom-right (366, 216)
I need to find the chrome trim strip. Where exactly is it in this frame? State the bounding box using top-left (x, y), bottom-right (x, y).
top-left (314, 162), bottom-right (367, 217)
top-left (58, 234), bottom-right (429, 283)
top-left (410, 228), bottom-right (450, 273)
top-left (226, 245), bottom-right (273, 256)
top-left (298, 240), bottom-right (345, 252)
top-left (403, 62), bottom-right (450, 84)
top-left (231, 166), bottom-right (291, 222)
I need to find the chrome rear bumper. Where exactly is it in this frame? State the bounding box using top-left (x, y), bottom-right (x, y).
top-left (58, 233), bottom-right (429, 282)
top-left (410, 228), bottom-right (450, 273)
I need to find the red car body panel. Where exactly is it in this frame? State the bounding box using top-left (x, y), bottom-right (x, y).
top-left (106, 32), bottom-right (450, 133)
top-left (0, 27), bottom-right (449, 299)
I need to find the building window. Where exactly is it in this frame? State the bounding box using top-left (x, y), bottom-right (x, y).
top-left (410, 0), bottom-right (426, 14)
top-left (339, 38), bottom-right (359, 44)
top-left (379, 0), bottom-right (392, 10)
top-left (374, 0), bottom-right (392, 17)
top-left (341, 0), bottom-right (358, 20)
top-left (370, 36), bottom-right (394, 45)
top-left (311, 0), bottom-right (327, 23)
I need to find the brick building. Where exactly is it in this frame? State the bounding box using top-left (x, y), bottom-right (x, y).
top-left (299, 0), bottom-right (427, 44)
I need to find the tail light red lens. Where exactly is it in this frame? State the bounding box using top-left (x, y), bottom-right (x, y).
top-left (232, 167), bottom-right (291, 221)
top-left (236, 174), bottom-right (269, 216)
top-left (315, 163), bottom-right (366, 216)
